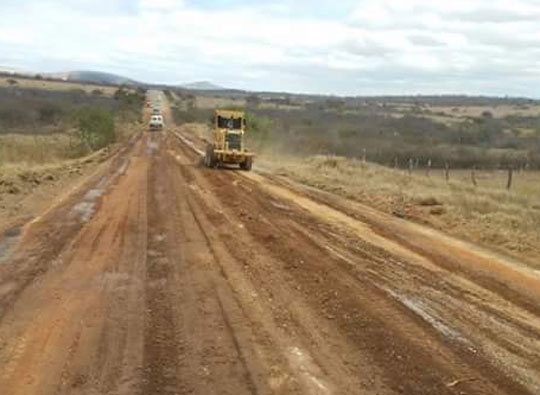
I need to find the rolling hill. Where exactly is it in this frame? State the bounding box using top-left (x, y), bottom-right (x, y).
top-left (47, 71), bottom-right (138, 86)
top-left (180, 81), bottom-right (226, 91)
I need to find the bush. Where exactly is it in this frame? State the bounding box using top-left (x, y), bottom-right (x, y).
top-left (246, 112), bottom-right (272, 146)
top-left (38, 102), bottom-right (64, 124)
top-left (163, 89), bottom-right (173, 101)
top-left (172, 107), bottom-right (212, 125)
top-left (75, 106), bottom-right (115, 151)
top-left (0, 86), bottom-right (122, 132)
top-left (114, 87), bottom-right (144, 122)
top-left (70, 88), bottom-right (87, 96)
top-left (0, 103), bottom-right (29, 128)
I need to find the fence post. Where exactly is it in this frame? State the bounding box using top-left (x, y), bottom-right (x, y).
top-left (362, 148), bottom-right (366, 164)
top-left (394, 156), bottom-right (398, 169)
top-left (471, 166), bottom-right (477, 187)
top-left (506, 166), bottom-right (513, 190)
top-left (426, 159), bottom-right (432, 177)
top-left (408, 158), bottom-right (413, 176)
top-left (444, 162), bottom-right (450, 182)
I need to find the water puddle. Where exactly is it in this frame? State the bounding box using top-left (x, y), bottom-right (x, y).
top-left (70, 186), bottom-right (107, 222)
top-left (286, 346), bottom-right (332, 395)
top-left (69, 157), bottom-right (129, 224)
top-left (270, 201), bottom-right (291, 211)
top-left (146, 139), bottom-right (159, 156)
top-left (0, 225), bottom-right (24, 264)
top-left (383, 287), bottom-right (473, 347)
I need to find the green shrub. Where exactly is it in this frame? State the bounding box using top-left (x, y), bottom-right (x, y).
top-left (246, 112), bottom-right (271, 135)
top-left (245, 112), bottom-right (272, 147)
top-left (74, 106), bottom-right (115, 151)
top-left (70, 88), bottom-right (87, 96)
top-left (0, 103), bottom-right (28, 128)
top-left (114, 87), bottom-right (144, 122)
top-left (38, 102), bottom-right (64, 124)
top-left (163, 89), bottom-right (173, 101)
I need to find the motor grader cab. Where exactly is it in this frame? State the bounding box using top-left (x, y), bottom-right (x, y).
top-left (204, 110), bottom-right (254, 170)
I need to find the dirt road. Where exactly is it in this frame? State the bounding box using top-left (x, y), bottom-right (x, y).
top-left (0, 95), bottom-right (539, 395)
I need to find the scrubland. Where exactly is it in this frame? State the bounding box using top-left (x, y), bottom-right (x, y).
top-left (0, 81), bottom-right (144, 230)
top-left (0, 84), bottom-right (143, 167)
top-left (170, 90), bottom-right (540, 263)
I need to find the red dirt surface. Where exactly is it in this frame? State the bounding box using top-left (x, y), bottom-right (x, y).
top-left (0, 93), bottom-right (538, 395)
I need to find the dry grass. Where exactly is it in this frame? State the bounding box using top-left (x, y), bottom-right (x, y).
top-left (257, 102), bottom-right (303, 111)
top-left (259, 153), bottom-right (540, 263)
top-left (0, 77), bottom-right (118, 96)
top-left (195, 96), bottom-right (246, 109)
top-left (435, 104), bottom-right (540, 118)
top-left (0, 122), bottom-right (139, 168)
top-left (0, 133), bottom-right (75, 165)
top-left (386, 112), bottom-right (463, 126)
top-left (177, 116), bottom-right (540, 261)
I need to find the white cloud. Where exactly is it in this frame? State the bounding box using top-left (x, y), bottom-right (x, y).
top-left (139, 0), bottom-right (183, 12)
top-left (1, 0), bottom-right (540, 96)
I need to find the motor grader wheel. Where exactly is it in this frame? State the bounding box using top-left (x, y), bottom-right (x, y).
top-left (205, 145), bottom-right (217, 168)
top-left (240, 157), bottom-right (253, 171)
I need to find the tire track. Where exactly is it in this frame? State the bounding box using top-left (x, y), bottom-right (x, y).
top-left (142, 141), bottom-right (179, 395)
top-left (167, 126), bottom-right (537, 395)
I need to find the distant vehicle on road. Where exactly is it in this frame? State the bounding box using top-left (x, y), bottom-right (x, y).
top-left (149, 115), bottom-right (164, 131)
top-left (152, 108), bottom-right (161, 115)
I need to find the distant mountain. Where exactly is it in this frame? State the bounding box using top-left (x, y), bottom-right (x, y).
top-left (0, 66), bottom-right (16, 74)
top-left (180, 81), bottom-right (226, 91)
top-left (0, 65), bottom-right (35, 76)
top-left (47, 70), bottom-right (138, 86)
top-left (2, 67), bottom-right (232, 91)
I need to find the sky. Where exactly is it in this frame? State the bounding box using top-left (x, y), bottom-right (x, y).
top-left (1, 0), bottom-right (540, 96)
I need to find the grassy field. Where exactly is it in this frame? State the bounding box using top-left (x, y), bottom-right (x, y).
top-left (195, 95), bottom-right (246, 109)
top-left (0, 76), bottom-right (119, 96)
top-left (173, 113), bottom-right (540, 264)
top-left (434, 104), bottom-right (540, 118)
top-left (0, 79), bottom-right (143, 202)
top-left (0, 79), bottom-right (144, 163)
top-left (0, 133), bottom-right (73, 165)
top-left (256, 153), bottom-right (540, 264)
top-left (0, 122), bottom-right (138, 167)
top-left (168, 92), bottom-right (540, 263)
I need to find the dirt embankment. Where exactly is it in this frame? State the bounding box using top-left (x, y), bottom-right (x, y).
top-left (0, 150), bottom-right (111, 259)
top-left (0, 96), bottom-right (538, 395)
top-left (0, 120), bottom-right (142, 261)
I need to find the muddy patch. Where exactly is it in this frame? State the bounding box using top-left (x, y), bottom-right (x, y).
top-left (286, 346), bottom-right (333, 395)
top-left (0, 225), bottom-right (24, 264)
top-left (383, 287), bottom-right (473, 347)
top-left (69, 158), bottom-right (129, 223)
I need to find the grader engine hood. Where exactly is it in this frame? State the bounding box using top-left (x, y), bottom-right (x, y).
top-left (225, 131), bottom-right (242, 151)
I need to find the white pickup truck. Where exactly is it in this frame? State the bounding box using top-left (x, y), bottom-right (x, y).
top-left (149, 115), bottom-right (164, 131)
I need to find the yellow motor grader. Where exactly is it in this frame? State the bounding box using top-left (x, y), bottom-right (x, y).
top-left (204, 109), bottom-right (254, 170)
